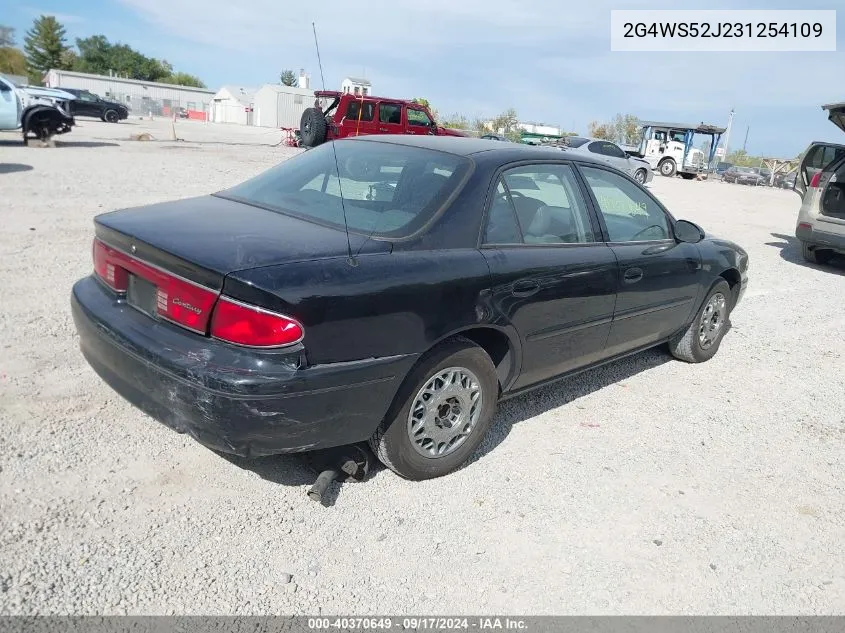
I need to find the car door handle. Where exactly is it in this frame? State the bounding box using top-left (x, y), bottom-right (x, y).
top-left (511, 279), bottom-right (540, 297)
top-left (623, 267), bottom-right (644, 283)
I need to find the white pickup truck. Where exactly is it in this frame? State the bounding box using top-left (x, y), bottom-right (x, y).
top-left (0, 74), bottom-right (76, 144)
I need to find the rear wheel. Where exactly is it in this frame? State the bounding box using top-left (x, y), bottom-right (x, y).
top-left (299, 108), bottom-right (328, 147)
top-left (669, 280), bottom-right (732, 363)
top-left (801, 241), bottom-right (833, 265)
top-left (659, 158), bottom-right (677, 177)
top-left (369, 338), bottom-right (498, 480)
top-left (634, 169), bottom-right (647, 184)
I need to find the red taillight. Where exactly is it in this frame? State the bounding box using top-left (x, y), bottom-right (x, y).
top-left (810, 172), bottom-right (822, 188)
top-left (210, 297), bottom-right (304, 348)
top-left (92, 238), bottom-right (218, 332)
top-left (798, 222), bottom-right (812, 231)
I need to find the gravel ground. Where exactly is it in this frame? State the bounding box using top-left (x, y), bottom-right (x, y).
top-left (1, 118), bottom-right (844, 615)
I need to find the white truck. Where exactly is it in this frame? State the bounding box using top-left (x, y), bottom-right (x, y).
top-left (628, 121), bottom-right (726, 179)
top-left (0, 74), bottom-right (76, 145)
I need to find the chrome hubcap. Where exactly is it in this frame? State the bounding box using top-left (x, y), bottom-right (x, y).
top-left (699, 292), bottom-right (727, 350)
top-left (407, 367), bottom-right (482, 458)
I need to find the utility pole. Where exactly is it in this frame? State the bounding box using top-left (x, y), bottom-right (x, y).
top-left (742, 125), bottom-right (749, 152)
top-left (722, 108), bottom-right (735, 161)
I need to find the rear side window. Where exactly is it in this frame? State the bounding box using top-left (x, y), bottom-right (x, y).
top-left (484, 164), bottom-right (597, 244)
top-left (218, 141), bottom-right (471, 239)
top-left (588, 141), bottom-right (626, 158)
top-left (345, 100), bottom-right (374, 122)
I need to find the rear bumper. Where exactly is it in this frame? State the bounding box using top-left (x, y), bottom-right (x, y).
top-left (796, 223), bottom-right (845, 253)
top-left (71, 276), bottom-right (417, 457)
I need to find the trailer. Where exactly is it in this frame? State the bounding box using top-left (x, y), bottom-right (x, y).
top-left (630, 120), bottom-right (726, 179)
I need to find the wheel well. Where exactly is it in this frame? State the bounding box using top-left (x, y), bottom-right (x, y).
top-left (450, 328), bottom-right (515, 391)
top-left (720, 268), bottom-right (742, 307)
top-left (658, 157), bottom-right (675, 165)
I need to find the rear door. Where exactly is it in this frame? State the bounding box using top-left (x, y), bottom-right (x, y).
top-left (480, 162), bottom-right (618, 389)
top-left (377, 102), bottom-right (404, 135)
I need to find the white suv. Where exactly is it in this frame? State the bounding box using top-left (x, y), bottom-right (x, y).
top-left (794, 102), bottom-right (845, 265)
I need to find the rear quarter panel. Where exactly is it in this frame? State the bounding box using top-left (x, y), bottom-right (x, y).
top-left (223, 250), bottom-right (496, 365)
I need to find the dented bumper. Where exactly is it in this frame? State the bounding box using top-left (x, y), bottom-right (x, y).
top-left (71, 276), bottom-right (416, 457)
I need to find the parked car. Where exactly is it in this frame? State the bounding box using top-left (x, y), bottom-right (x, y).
top-left (480, 134), bottom-right (509, 141)
top-left (0, 75), bottom-right (75, 144)
top-left (553, 136), bottom-right (654, 184)
top-left (793, 102), bottom-right (845, 265)
top-left (299, 90), bottom-right (468, 147)
top-left (779, 172), bottom-right (797, 189)
top-left (723, 166), bottom-right (764, 185)
top-left (758, 168), bottom-right (773, 186)
top-left (71, 136), bottom-right (748, 481)
top-left (61, 88), bottom-right (129, 123)
top-left (715, 162), bottom-right (733, 177)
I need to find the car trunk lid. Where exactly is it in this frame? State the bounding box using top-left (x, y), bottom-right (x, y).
top-left (92, 194), bottom-right (390, 334)
top-left (823, 102), bottom-right (845, 135)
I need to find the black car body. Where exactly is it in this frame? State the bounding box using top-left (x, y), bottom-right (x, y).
top-left (715, 162), bottom-right (733, 176)
top-left (71, 136), bottom-right (748, 480)
top-left (62, 88), bottom-right (129, 123)
top-left (723, 166), bottom-right (763, 185)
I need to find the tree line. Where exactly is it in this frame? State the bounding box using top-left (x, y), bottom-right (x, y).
top-left (0, 16), bottom-right (205, 88)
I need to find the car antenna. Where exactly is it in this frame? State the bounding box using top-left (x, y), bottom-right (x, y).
top-left (312, 21), bottom-right (356, 267)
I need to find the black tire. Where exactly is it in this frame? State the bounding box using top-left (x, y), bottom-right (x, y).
top-left (369, 337), bottom-right (499, 481)
top-left (680, 173), bottom-right (696, 180)
top-left (669, 280), bottom-right (732, 363)
top-left (801, 241), bottom-right (833, 265)
top-left (658, 158), bottom-right (677, 177)
top-left (299, 108), bottom-right (327, 147)
top-left (103, 109), bottom-right (119, 123)
top-left (634, 169), bottom-right (647, 184)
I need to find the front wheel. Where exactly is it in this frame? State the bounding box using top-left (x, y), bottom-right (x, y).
top-left (659, 158), bottom-right (677, 177)
top-left (103, 109), bottom-right (119, 123)
top-left (669, 280), bottom-right (732, 363)
top-left (634, 169), bottom-right (647, 184)
top-left (369, 338), bottom-right (499, 480)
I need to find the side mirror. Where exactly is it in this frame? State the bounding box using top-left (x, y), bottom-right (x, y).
top-left (674, 219), bottom-right (704, 244)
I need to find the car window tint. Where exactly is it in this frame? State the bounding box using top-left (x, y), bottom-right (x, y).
top-left (581, 166), bottom-right (671, 242)
top-left (345, 100), bottom-right (374, 122)
top-left (379, 103), bottom-right (402, 124)
top-left (221, 141), bottom-right (470, 239)
top-left (407, 108), bottom-right (432, 127)
top-left (483, 182), bottom-right (523, 244)
top-left (602, 142), bottom-right (626, 158)
top-left (500, 165), bottom-right (597, 244)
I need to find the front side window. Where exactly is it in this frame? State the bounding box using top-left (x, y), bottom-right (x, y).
top-left (218, 141), bottom-right (471, 239)
top-left (581, 166), bottom-right (671, 242)
top-left (484, 164), bottom-right (597, 244)
top-left (379, 103), bottom-right (402, 124)
top-left (407, 108), bottom-right (433, 127)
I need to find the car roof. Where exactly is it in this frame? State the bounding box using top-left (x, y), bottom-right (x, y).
top-left (341, 134), bottom-right (609, 166)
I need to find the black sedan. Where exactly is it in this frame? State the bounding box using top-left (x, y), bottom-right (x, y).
top-left (71, 136), bottom-right (749, 481)
top-left (723, 166), bottom-right (764, 185)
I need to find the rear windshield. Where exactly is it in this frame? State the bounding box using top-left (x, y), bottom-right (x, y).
top-left (217, 141), bottom-right (471, 239)
top-left (565, 137), bottom-right (590, 148)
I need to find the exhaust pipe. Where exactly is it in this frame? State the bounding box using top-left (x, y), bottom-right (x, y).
top-left (306, 444), bottom-right (372, 505)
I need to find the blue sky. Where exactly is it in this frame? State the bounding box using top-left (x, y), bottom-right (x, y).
top-left (8, 0), bottom-right (844, 157)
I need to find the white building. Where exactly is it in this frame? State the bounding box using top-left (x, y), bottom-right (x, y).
top-left (43, 69), bottom-right (215, 119)
top-left (517, 122), bottom-right (561, 136)
top-left (340, 76), bottom-right (371, 96)
top-left (253, 84), bottom-right (316, 129)
top-left (211, 86), bottom-right (256, 125)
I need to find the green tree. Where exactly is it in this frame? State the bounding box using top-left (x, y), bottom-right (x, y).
top-left (588, 120), bottom-right (615, 140)
top-left (0, 25), bottom-right (27, 77)
top-left (24, 15), bottom-right (71, 81)
top-left (280, 69), bottom-right (296, 86)
top-left (612, 113), bottom-right (640, 145)
top-left (440, 113), bottom-right (470, 130)
top-left (411, 97), bottom-right (430, 108)
top-left (159, 72), bottom-right (206, 88)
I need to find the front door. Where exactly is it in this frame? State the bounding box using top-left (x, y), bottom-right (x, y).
top-left (480, 163), bottom-right (618, 389)
top-left (406, 106), bottom-right (435, 135)
top-left (0, 78), bottom-right (20, 129)
top-left (579, 165), bottom-right (701, 356)
top-left (377, 102), bottom-right (404, 135)
top-left (74, 91), bottom-right (101, 117)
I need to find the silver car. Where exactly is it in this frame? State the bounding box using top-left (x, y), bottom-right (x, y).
top-left (556, 136), bottom-right (654, 184)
